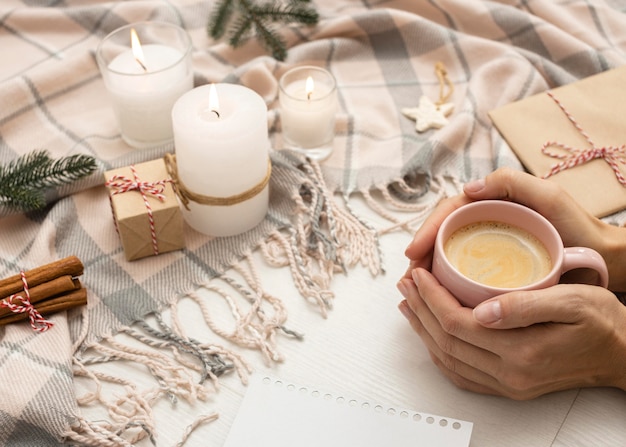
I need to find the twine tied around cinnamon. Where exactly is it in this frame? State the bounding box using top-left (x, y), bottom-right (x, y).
top-left (105, 165), bottom-right (171, 256)
top-left (541, 91), bottom-right (626, 186)
top-left (163, 153), bottom-right (272, 210)
top-left (0, 271), bottom-right (54, 332)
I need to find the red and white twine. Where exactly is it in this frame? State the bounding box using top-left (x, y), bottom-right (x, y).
top-left (105, 165), bottom-right (170, 256)
top-left (0, 271), bottom-right (54, 332)
top-left (541, 90), bottom-right (626, 186)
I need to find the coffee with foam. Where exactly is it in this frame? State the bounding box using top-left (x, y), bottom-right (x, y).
top-left (443, 221), bottom-right (552, 288)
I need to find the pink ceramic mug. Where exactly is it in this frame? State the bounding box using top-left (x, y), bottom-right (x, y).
top-left (431, 200), bottom-right (609, 308)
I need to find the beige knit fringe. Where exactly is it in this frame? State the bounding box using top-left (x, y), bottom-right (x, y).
top-left (63, 166), bottom-right (456, 446)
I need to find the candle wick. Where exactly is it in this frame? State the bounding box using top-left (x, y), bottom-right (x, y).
top-left (135, 58), bottom-right (148, 72)
top-left (307, 92), bottom-right (312, 100)
top-left (211, 109), bottom-right (220, 118)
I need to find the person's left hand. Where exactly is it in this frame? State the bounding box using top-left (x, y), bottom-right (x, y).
top-left (397, 268), bottom-right (626, 400)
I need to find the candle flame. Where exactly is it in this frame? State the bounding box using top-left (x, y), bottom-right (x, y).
top-left (209, 83), bottom-right (220, 118)
top-left (130, 28), bottom-right (147, 72)
top-left (305, 76), bottom-right (314, 100)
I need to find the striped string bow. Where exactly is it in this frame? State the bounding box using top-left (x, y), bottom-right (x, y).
top-left (541, 90), bottom-right (626, 186)
top-left (0, 271), bottom-right (54, 332)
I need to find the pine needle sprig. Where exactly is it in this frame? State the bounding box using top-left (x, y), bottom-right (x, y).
top-left (208, 0), bottom-right (237, 40)
top-left (228, 14), bottom-right (256, 48)
top-left (255, 1), bottom-right (319, 25)
top-left (243, 12), bottom-right (289, 61)
top-left (208, 0), bottom-right (319, 61)
top-left (0, 150), bottom-right (97, 212)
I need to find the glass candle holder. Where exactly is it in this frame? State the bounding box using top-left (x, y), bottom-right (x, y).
top-left (279, 65), bottom-right (338, 160)
top-left (96, 22), bottom-right (193, 149)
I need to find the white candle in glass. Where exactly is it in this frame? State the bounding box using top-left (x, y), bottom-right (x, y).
top-left (96, 22), bottom-right (193, 148)
top-left (279, 65), bottom-right (338, 160)
top-left (171, 83), bottom-right (270, 237)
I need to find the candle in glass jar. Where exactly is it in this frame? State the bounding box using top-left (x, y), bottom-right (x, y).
top-left (96, 22), bottom-right (193, 148)
top-left (171, 83), bottom-right (270, 237)
top-left (279, 65), bottom-right (338, 160)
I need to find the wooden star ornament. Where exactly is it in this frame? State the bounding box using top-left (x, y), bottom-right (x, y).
top-left (402, 96), bottom-right (454, 133)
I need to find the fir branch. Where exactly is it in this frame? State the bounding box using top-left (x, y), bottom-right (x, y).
top-left (228, 14), bottom-right (255, 48)
top-left (208, 0), bottom-right (237, 40)
top-left (1, 186), bottom-right (45, 213)
top-left (0, 150), bottom-right (98, 212)
top-left (255, 2), bottom-right (319, 25)
top-left (31, 153), bottom-right (98, 189)
top-left (250, 16), bottom-right (289, 61)
top-left (207, 0), bottom-right (319, 61)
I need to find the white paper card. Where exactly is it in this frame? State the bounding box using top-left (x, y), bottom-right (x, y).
top-left (223, 374), bottom-right (473, 447)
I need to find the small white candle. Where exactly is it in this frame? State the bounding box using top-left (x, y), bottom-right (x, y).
top-left (97, 22), bottom-right (193, 148)
top-left (171, 83), bottom-right (270, 237)
top-left (279, 65), bottom-right (338, 160)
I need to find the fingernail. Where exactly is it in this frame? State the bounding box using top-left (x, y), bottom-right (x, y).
top-left (464, 178), bottom-right (485, 193)
top-left (411, 268), bottom-right (420, 287)
top-left (473, 300), bottom-right (502, 324)
top-left (397, 280), bottom-right (409, 299)
top-left (398, 300), bottom-right (413, 320)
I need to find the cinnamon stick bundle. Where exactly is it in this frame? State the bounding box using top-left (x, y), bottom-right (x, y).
top-left (0, 256), bottom-right (87, 327)
top-left (0, 256), bottom-right (83, 298)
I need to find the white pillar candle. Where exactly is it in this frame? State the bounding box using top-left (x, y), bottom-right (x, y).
top-left (279, 65), bottom-right (338, 160)
top-left (171, 83), bottom-right (270, 237)
top-left (96, 22), bottom-right (193, 149)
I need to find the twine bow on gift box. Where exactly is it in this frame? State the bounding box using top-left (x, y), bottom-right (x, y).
top-left (105, 165), bottom-right (172, 256)
top-left (541, 91), bottom-right (626, 186)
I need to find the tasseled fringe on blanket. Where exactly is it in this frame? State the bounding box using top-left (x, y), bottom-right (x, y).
top-left (178, 253), bottom-right (300, 366)
top-left (64, 307), bottom-right (250, 446)
top-left (370, 173), bottom-right (462, 235)
top-left (65, 412), bottom-right (218, 447)
top-left (64, 160), bottom-right (459, 446)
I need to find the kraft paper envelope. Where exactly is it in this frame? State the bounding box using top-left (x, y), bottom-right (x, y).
top-left (489, 66), bottom-right (626, 218)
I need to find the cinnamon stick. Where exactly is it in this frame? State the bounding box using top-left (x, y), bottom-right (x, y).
top-left (0, 276), bottom-right (81, 319)
top-left (0, 287), bottom-right (87, 326)
top-left (0, 256), bottom-right (84, 298)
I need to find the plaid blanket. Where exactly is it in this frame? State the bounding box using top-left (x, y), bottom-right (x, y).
top-left (1, 0), bottom-right (626, 445)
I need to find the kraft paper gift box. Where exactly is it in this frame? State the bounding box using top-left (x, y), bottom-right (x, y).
top-left (489, 66), bottom-right (626, 218)
top-left (104, 158), bottom-right (185, 261)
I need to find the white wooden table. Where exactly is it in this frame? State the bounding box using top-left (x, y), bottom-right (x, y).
top-left (80, 215), bottom-right (626, 446)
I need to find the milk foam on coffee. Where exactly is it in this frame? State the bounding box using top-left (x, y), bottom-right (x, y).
top-left (443, 221), bottom-right (552, 288)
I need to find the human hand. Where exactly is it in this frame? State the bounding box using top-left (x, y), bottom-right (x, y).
top-left (397, 268), bottom-right (626, 399)
top-left (404, 167), bottom-right (625, 290)
top-left (401, 192), bottom-right (471, 280)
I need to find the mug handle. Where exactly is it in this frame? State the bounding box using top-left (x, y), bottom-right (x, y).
top-left (562, 247), bottom-right (609, 288)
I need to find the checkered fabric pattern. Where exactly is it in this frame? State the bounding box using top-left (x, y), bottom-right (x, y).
top-left (1, 0), bottom-right (625, 444)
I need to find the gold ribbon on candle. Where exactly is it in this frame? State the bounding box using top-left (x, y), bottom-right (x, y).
top-left (163, 153), bottom-right (272, 210)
